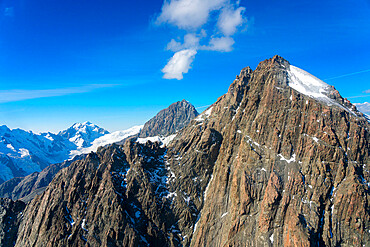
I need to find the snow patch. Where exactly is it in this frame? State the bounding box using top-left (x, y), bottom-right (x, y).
top-left (136, 134), bottom-right (176, 148)
top-left (18, 148), bottom-right (30, 158)
top-left (204, 174), bottom-right (213, 200)
top-left (165, 191), bottom-right (177, 199)
top-left (6, 144), bottom-right (15, 152)
top-left (278, 153), bottom-right (296, 163)
top-left (81, 219), bottom-right (88, 231)
top-left (312, 137), bottom-right (319, 143)
top-left (195, 107), bottom-right (213, 122)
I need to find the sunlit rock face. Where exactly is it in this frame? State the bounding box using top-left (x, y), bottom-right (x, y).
top-left (12, 56), bottom-right (370, 247)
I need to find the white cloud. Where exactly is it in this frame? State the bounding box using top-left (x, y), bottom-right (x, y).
top-left (157, 0), bottom-right (247, 79)
top-left (203, 36), bottom-right (235, 52)
top-left (156, 0), bottom-right (227, 30)
top-left (0, 84), bottom-right (116, 103)
top-left (162, 49), bottom-right (197, 80)
top-left (217, 6), bottom-right (246, 36)
top-left (166, 33), bottom-right (201, 52)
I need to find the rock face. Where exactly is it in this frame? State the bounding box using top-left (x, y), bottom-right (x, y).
top-left (0, 157), bottom-right (80, 202)
top-left (11, 56), bottom-right (370, 247)
top-left (0, 198), bottom-right (25, 246)
top-left (139, 99), bottom-right (199, 138)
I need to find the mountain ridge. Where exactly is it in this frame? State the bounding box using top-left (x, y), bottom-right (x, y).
top-left (139, 99), bottom-right (199, 138)
top-left (0, 122), bottom-right (138, 183)
top-left (0, 100), bottom-right (199, 202)
top-left (3, 55), bottom-right (369, 246)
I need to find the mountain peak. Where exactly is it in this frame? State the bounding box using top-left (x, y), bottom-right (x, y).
top-left (59, 122), bottom-right (109, 148)
top-left (139, 100), bottom-right (199, 138)
top-left (256, 55), bottom-right (290, 71)
top-left (7, 56), bottom-right (370, 247)
top-left (82, 121), bottom-right (92, 125)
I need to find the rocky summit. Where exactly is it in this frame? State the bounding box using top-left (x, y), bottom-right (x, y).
top-left (2, 56), bottom-right (369, 247)
top-left (139, 99), bottom-right (199, 138)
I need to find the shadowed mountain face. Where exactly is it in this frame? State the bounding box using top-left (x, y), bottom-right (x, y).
top-left (0, 157), bottom-right (80, 203)
top-left (0, 198), bottom-right (25, 247)
top-left (139, 99), bottom-right (199, 138)
top-left (5, 56), bottom-right (370, 247)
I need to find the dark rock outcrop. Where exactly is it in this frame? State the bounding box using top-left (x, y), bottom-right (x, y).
top-left (139, 99), bottom-right (199, 138)
top-left (0, 198), bottom-right (25, 246)
top-left (11, 56), bottom-right (370, 247)
top-left (0, 158), bottom-right (80, 203)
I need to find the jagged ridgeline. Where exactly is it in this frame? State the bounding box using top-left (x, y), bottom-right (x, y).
top-left (0, 100), bottom-right (198, 203)
top-left (4, 56), bottom-right (370, 246)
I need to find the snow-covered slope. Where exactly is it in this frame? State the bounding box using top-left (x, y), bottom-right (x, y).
top-left (71, 125), bottom-right (143, 156)
top-left (0, 123), bottom-right (142, 183)
top-left (0, 125), bottom-right (75, 183)
top-left (287, 65), bottom-right (332, 102)
top-left (58, 121), bottom-right (109, 148)
top-left (287, 65), bottom-right (360, 116)
top-left (137, 134), bottom-right (176, 148)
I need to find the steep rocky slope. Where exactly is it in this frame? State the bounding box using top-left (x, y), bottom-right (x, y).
top-left (13, 56), bottom-right (370, 247)
top-left (0, 198), bottom-right (25, 246)
top-left (139, 99), bottom-right (199, 138)
top-left (0, 157), bottom-right (80, 202)
top-left (187, 56), bottom-right (369, 246)
top-left (0, 101), bottom-right (197, 204)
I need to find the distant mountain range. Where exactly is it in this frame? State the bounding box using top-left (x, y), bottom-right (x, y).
top-left (0, 121), bottom-right (142, 183)
top-left (0, 100), bottom-right (199, 202)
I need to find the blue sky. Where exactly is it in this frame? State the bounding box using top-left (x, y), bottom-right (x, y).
top-left (0, 0), bottom-right (369, 133)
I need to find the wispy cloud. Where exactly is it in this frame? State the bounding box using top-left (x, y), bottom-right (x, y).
top-left (156, 0), bottom-right (247, 80)
top-left (0, 84), bottom-right (117, 103)
top-left (324, 68), bottom-right (370, 81)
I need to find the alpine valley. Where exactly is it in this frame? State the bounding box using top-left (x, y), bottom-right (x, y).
top-left (1, 56), bottom-right (369, 247)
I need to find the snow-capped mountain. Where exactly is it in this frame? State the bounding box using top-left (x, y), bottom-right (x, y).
top-left (58, 121), bottom-right (109, 148)
top-left (70, 125), bottom-right (143, 156)
top-left (0, 125), bottom-right (75, 183)
top-left (0, 122), bottom-right (142, 183)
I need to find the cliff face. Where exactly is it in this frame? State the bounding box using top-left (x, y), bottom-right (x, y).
top-left (139, 99), bottom-right (199, 138)
top-left (187, 56), bottom-right (369, 246)
top-left (13, 56), bottom-right (370, 247)
top-left (0, 198), bottom-right (25, 246)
